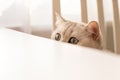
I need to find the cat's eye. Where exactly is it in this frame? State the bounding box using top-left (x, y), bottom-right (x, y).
top-left (55, 33), bottom-right (61, 41)
top-left (68, 37), bottom-right (79, 44)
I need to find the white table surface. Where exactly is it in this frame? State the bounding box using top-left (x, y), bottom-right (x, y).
top-left (0, 28), bottom-right (120, 80)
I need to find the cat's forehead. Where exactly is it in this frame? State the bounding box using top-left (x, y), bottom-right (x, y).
top-left (57, 21), bottom-right (86, 32)
top-left (65, 21), bottom-right (86, 27)
top-left (55, 21), bottom-right (88, 38)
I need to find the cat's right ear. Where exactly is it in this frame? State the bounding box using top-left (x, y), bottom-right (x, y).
top-left (85, 21), bottom-right (100, 40)
top-left (55, 12), bottom-right (65, 25)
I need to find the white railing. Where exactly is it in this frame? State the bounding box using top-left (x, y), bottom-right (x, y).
top-left (52, 0), bottom-right (120, 54)
top-left (112, 0), bottom-right (120, 54)
top-left (52, 0), bottom-right (61, 30)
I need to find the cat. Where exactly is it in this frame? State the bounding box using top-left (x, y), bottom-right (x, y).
top-left (51, 13), bottom-right (103, 49)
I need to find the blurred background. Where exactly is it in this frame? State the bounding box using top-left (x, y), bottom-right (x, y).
top-left (0, 0), bottom-right (120, 52)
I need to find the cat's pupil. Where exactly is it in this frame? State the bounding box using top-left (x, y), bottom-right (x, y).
top-left (68, 37), bottom-right (78, 44)
top-left (55, 33), bottom-right (61, 41)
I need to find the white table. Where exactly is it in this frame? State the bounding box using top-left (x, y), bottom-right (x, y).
top-left (0, 28), bottom-right (120, 80)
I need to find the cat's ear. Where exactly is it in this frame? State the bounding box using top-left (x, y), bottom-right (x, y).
top-left (55, 12), bottom-right (65, 25)
top-left (86, 21), bottom-right (100, 40)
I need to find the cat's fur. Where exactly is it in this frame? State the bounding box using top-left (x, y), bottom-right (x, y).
top-left (51, 13), bottom-right (103, 49)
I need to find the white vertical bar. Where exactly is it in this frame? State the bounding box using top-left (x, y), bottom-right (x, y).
top-left (80, 0), bottom-right (88, 23)
top-left (112, 0), bottom-right (120, 54)
top-left (52, 0), bottom-right (61, 30)
top-left (96, 0), bottom-right (106, 49)
top-left (22, 0), bottom-right (31, 34)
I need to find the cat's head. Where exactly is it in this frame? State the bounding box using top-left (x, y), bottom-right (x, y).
top-left (51, 13), bottom-right (103, 49)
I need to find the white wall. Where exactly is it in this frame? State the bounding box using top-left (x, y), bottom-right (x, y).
top-left (0, 0), bottom-right (120, 28)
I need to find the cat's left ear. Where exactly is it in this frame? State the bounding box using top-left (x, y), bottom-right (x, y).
top-left (55, 12), bottom-right (66, 25)
top-left (86, 21), bottom-right (100, 40)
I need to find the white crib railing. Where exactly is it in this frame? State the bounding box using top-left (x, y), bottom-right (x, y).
top-left (96, 0), bottom-right (106, 50)
top-left (112, 0), bottom-right (120, 54)
top-left (52, 0), bottom-right (61, 30)
top-left (52, 0), bottom-right (120, 54)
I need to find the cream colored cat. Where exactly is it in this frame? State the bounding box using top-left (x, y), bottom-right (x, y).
top-left (51, 13), bottom-right (103, 49)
